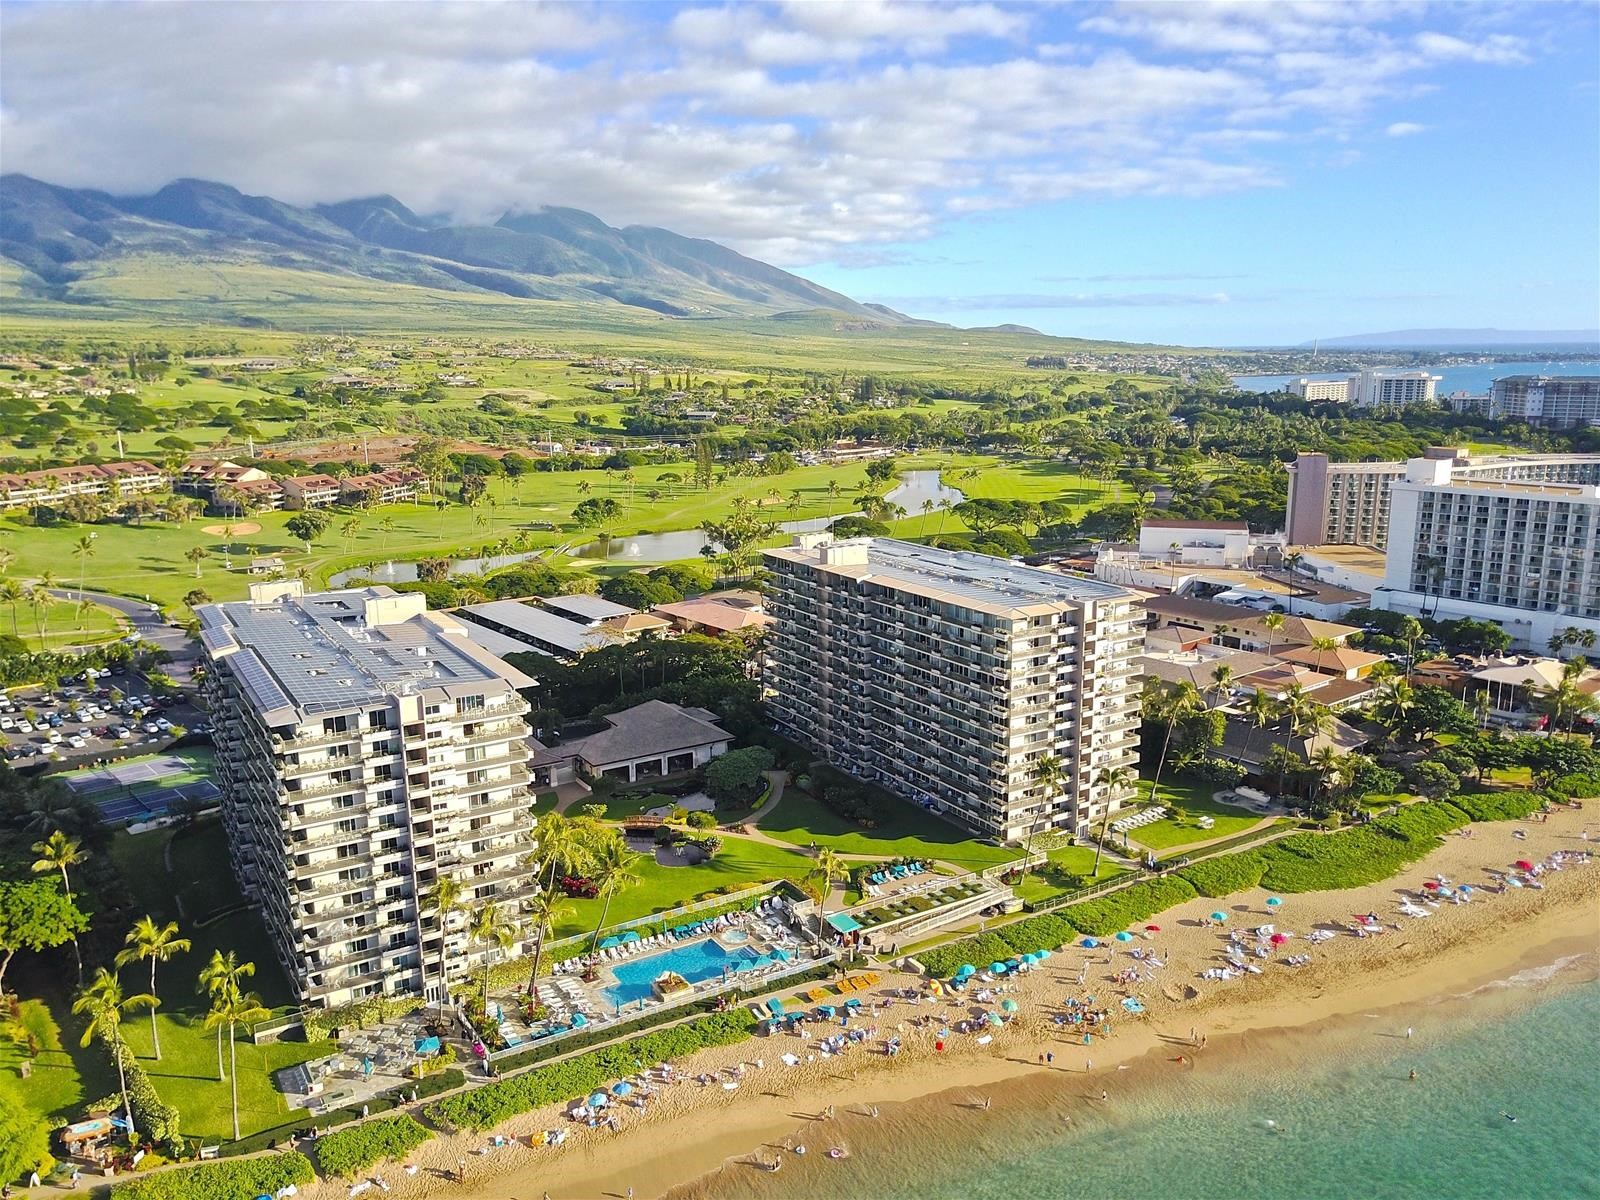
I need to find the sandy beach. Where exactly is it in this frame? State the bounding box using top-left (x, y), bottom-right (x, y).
top-left (296, 806), bottom-right (1600, 1200)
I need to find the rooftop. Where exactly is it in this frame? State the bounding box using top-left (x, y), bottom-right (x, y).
top-left (198, 586), bottom-right (533, 724)
top-left (1141, 518), bottom-right (1248, 531)
top-left (541, 593), bottom-right (635, 623)
top-left (556, 700), bottom-right (730, 766)
top-left (765, 537), bottom-right (1131, 617)
top-left (456, 600), bottom-right (606, 655)
top-left (653, 598), bottom-right (774, 633)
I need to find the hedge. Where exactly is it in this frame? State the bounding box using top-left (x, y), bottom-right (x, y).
top-left (108, 1151), bottom-right (315, 1200)
top-left (1061, 877), bottom-right (1199, 937)
top-left (1544, 772), bottom-right (1600, 801)
top-left (88, 1050), bottom-right (181, 1146)
top-left (221, 1069), bottom-right (465, 1158)
top-left (1257, 828), bottom-right (1432, 893)
top-left (1178, 851), bottom-right (1268, 898)
top-left (1370, 800), bottom-right (1470, 843)
top-left (301, 995), bottom-right (425, 1044)
top-left (429, 1010), bottom-right (759, 1131)
top-left (1450, 790), bottom-right (1545, 822)
top-left (315, 1114), bottom-right (432, 1178)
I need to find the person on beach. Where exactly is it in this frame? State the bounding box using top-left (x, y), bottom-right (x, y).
top-left (1409, 1070), bottom-right (1418, 1081)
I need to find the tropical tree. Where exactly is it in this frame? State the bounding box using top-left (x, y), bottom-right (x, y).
top-left (1091, 765), bottom-right (1135, 877)
top-left (196, 950), bottom-right (254, 1081)
top-left (517, 889), bottom-right (573, 1004)
top-left (28, 585), bottom-right (55, 645)
top-left (424, 875), bottom-right (466, 1012)
top-left (805, 847), bottom-right (846, 946)
top-left (340, 516), bottom-right (362, 551)
top-left (1208, 663), bottom-right (1235, 708)
top-left (73, 969), bottom-right (155, 1137)
top-left (1261, 611), bottom-right (1286, 660)
top-left (1309, 746), bottom-right (1349, 805)
top-left (0, 879), bottom-right (88, 996)
top-left (584, 834), bottom-right (644, 966)
top-left (114, 917), bottom-right (190, 1060)
top-left (73, 534), bottom-right (97, 609)
top-left (1371, 677), bottom-right (1416, 743)
top-left (1147, 680), bottom-right (1202, 807)
top-left (31, 830), bottom-right (88, 980)
top-left (0, 579), bottom-right (24, 639)
top-left (1026, 753), bottom-right (1063, 878)
top-left (1538, 673), bottom-right (1597, 734)
top-left (184, 546), bottom-right (208, 578)
top-left (205, 983), bottom-right (271, 1139)
top-left (467, 900), bottom-right (518, 1020)
top-left (1241, 688), bottom-right (1276, 769)
top-left (1308, 635), bottom-right (1340, 678)
top-left (523, 813), bottom-right (597, 998)
top-left (1397, 616), bottom-right (1425, 680)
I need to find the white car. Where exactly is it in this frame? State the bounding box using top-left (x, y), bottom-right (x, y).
top-left (0, 717), bottom-right (12, 732)
top-left (115, 728), bottom-right (134, 741)
top-left (143, 721), bottom-right (161, 735)
top-left (67, 735), bottom-right (85, 749)
top-left (16, 721), bottom-right (33, 734)
top-left (46, 730), bottom-right (63, 744)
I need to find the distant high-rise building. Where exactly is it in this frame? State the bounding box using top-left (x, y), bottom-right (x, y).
top-left (1287, 377), bottom-right (1352, 403)
top-left (1489, 376), bottom-right (1600, 427)
top-left (1380, 458), bottom-right (1600, 649)
top-left (763, 537), bottom-right (1142, 842)
top-left (199, 583), bottom-right (536, 1008)
top-left (1349, 369), bottom-right (1439, 409)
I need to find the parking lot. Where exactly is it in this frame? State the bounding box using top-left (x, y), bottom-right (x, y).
top-left (1, 667), bottom-right (209, 768)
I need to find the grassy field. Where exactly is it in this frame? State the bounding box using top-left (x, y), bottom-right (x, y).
top-left (1126, 776), bottom-right (1276, 850)
top-left (757, 786), bottom-right (1021, 871)
top-left (1012, 845), bottom-right (1128, 906)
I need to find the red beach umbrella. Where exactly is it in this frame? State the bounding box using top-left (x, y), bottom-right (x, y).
top-left (1422, 880), bottom-right (1441, 890)
top-left (1145, 924), bottom-right (1162, 932)
top-left (1514, 860), bottom-right (1535, 871)
top-left (1269, 933), bottom-right (1288, 945)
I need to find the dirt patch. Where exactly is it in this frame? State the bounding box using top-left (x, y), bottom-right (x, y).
top-left (200, 522), bottom-right (263, 537)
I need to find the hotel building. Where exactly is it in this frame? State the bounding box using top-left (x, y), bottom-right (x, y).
top-left (1488, 376), bottom-right (1600, 428)
top-left (199, 583), bottom-right (537, 1008)
top-left (763, 537), bottom-right (1143, 843)
top-left (1349, 369), bottom-right (1439, 409)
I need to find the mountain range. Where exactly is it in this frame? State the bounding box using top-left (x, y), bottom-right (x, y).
top-left (0, 174), bottom-right (936, 324)
top-left (1309, 327), bottom-right (1600, 349)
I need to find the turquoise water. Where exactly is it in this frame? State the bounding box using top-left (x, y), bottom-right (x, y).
top-left (682, 956), bottom-right (1599, 1200)
top-left (604, 937), bottom-right (770, 1007)
top-left (1232, 360), bottom-right (1598, 396)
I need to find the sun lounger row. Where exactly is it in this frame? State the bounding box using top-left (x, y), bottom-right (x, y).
top-left (863, 862), bottom-right (929, 887)
top-left (1111, 806), bottom-right (1167, 834)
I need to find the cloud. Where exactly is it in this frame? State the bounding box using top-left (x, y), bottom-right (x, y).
top-left (0, 0), bottom-right (1549, 265)
top-left (1385, 121), bottom-right (1427, 137)
top-left (871, 291), bottom-right (1235, 310)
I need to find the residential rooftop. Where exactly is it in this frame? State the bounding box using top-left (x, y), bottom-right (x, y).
top-left (765, 536), bottom-right (1131, 617)
top-left (198, 586), bottom-right (533, 724)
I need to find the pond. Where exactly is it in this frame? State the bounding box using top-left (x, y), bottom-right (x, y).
top-left (328, 549), bottom-right (544, 588)
top-left (885, 469), bottom-right (964, 514)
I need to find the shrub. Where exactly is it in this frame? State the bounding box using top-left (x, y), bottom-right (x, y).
top-left (302, 995), bottom-right (425, 1043)
top-left (1449, 790), bottom-right (1545, 822)
top-left (1406, 760), bottom-right (1461, 801)
top-left (806, 761), bottom-right (887, 826)
top-left (1257, 828), bottom-right (1430, 893)
top-left (686, 810), bottom-right (717, 830)
top-left (1061, 877), bottom-right (1198, 937)
top-left (315, 1114), bottom-right (432, 1178)
top-left (89, 1051), bottom-right (181, 1146)
top-left (429, 1011), bottom-right (758, 1131)
top-left (1370, 800), bottom-right (1470, 843)
top-left (1543, 771), bottom-right (1600, 801)
top-left (108, 1151), bottom-right (315, 1199)
top-left (1178, 851), bottom-right (1268, 897)
top-left (705, 746), bottom-right (775, 802)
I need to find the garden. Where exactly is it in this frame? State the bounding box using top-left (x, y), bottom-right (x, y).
top-left (758, 783), bottom-right (1021, 872)
top-left (1123, 776), bottom-right (1274, 851)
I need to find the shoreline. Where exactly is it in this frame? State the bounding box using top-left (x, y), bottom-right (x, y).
top-left (291, 806), bottom-right (1600, 1200)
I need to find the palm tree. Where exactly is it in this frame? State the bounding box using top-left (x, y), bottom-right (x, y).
top-left (523, 813), bottom-right (597, 999)
top-left (1091, 766), bottom-right (1134, 877)
top-left (1261, 611), bottom-right (1286, 660)
top-left (1148, 680), bottom-right (1201, 809)
top-left (1026, 754), bottom-right (1063, 878)
top-left (1282, 551), bottom-right (1304, 614)
top-left (1309, 746), bottom-right (1347, 805)
top-left (73, 534), bottom-right (97, 611)
top-left (1242, 688), bottom-right (1275, 771)
top-left (378, 517), bottom-right (396, 554)
top-left (1208, 664), bottom-right (1235, 708)
top-left (28, 585), bottom-right (55, 646)
top-left (73, 969), bottom-right (155, 1138)
top-left (32, 830), bottom-right (88, 980)
top-left (805, 848), bottom-right (846, 946)
top-left (1539, 675), bottom-right (1596, 734)
top-left (518, 889), bottom-right (573, 1005)
top-left (114, 917), bottom-right (190, 1061)
top-left (1308, 635), bottom-right (1340, 678)
top-left (185, 546), bottom-right (208, 578)
top-left (0, 579), bottom-right (24, 639)
top-left (425, 875), bottom-right (466, 1012)
top-left (467, 900), bottom-right (518, 1021)
top-left (1397, 616), bottom-right (1424, 681)
top-left (584, 835), bottom-right (644, 967)
top-left (205, 984), bottom-right (270, 1139)
top-left (340, 516), bottom-right (361, 552)
top-left (196, 951), bottom-right (254, 1081)
top-left (1372, 677), bottom-right (1416, 743)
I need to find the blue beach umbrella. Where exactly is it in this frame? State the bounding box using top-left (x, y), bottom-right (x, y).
top-left (990, 961), bottom-right (1008, 974)
top-left (1114, 931), bottom-right (1134, 943)
top-left (987, 1012), bottom-right (1003, 1027)
top-left (1081, 938), bottom-right (1099, 948)
top-left (957, 964), bottom-right (977, 977)
top-left (1001, 998), bottom-right (1019, 1013)
top-left (588, 1093), bottom-right (608, 1107)
top-left (612, 1081), bottom-right (633, 1097)
top-left (1036, 948), bottom-right (1052, 959)
top-left (1265, 897), bottom-right (1282, 908)
top-left (1210, 912), bottom-right (1228, 922)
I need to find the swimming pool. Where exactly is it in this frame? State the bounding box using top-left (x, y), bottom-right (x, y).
top-left (603, 937), bottom-right (772, 1008)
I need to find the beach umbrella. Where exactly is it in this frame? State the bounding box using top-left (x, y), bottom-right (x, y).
top-left (1036, 948), bottom-right (1052, 959)
top-left (1422, 880), bottom-right (1441, 890)
top-left (1081, 938), bottom-right (1099, 949)
top-left (588, 1093), bottom-right (608, 1107)
top-left (1210, 912), bottom-right (1228, 923)
top-left (957, 964), bottom-right (977, 977)
top-left (1114, 931), bottom-right (1134, 943)
top-left (1506, 877), bottom-right (1524, 888)
top-left (612, 1081), bottom-right (633, 1097)
top-left (1265, 897), bottom-right (1282, 908)
top-left (1459, 884), bottom-right (1474, 894)
top-left (1001, 998), bottom-right (1019, 1013)
top-left (1514, 860), bottom-right (1535, 871)
top-left (991, 961), bottom-right (1009, 974)
top-left (987, 1012), bottom-right (1003, 1026)
top-left (1144, 924), bottom-right (1161, 932)
top-left (1269, 933), bottom-right (1288, 945)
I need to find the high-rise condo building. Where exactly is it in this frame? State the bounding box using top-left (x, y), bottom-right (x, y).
top-left (1285, 449), bottom-right (1600, 549)
top-left (1378, 459), bottom-right (1600, 649)
top-left (1286, 377), bottom-right (1352, 403)
top-left (1349, 369), bottom-right (1439, 409)
top-left (1489, 376), bottom-right (1600, 428)
top-left (198, 583), bottom-right (537, 1008)
top-left (762, 537), bottom-right (1143, 843)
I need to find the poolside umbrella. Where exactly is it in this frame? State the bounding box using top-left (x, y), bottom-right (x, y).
top-left (1265, 897), bottom-right (1282, 908)
top-left (1210, 912), bottom-right (1228, 923)
top-left (957, 964), bottom-right (977, 977)
top-left (588, 1093), bottom-right (608, 1107)
top-left (1001, 998), bottom-right (1019, 1013)
top-left (990, 961), bottom-right (1008, 974)
top-left (599, 936), bottom-right (621, 950)
top-left (774, 948), bottom-right (792, 962)
top-left (1269, 933), bottom-right (1288, 945)
top-left (619, 931), bottom-right (641, 943)
top-left (572, 1013), bottom-right (588, 1028)
top-left (1144, 924), bottom-right (1161, 932)
top-left (1081, 938), bottom-right (1099, 949)
top-left (612, 1081), bottom-right (633, 1097)
top-left (1114, 932), bottom-right (1134, 943)
top-left (1514, 860), bottom-right (1535, 871)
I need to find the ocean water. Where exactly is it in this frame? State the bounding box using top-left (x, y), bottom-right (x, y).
top-left (680, 953), bottom-right (1599, 1200)
top-left (1232, 360), bottom-right (1599, 396)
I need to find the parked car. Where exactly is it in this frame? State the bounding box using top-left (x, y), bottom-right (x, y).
top-left (67, 735), bottom-right (85, 749)
top-left (16, 721), bottom-right (33, 734)
top-left (47, 730), bottom-right (63, 744)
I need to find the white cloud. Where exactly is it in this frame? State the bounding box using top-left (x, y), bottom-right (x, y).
top-left (0, 0), bottom-right (1548, 265)
top-left (1385, 121), bottom-right (1427, 137)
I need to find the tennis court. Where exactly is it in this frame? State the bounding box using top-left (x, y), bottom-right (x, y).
top-left (64, 750), bottom-right (222, 825)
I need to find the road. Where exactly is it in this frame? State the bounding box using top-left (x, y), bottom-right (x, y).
top-left (49, 588), bottom-right (199, 664)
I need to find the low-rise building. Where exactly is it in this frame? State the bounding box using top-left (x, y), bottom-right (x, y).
top-left (281, 474), bottom-right (342, 509)
top-left (535, 700), bottom-right (732, 786)
top-left (652, 597), bottom-right (775, 636)
top-left (340, 467), bottom-right (426, 506)
top-left (539, 594), bottom-right (635, 626)
top-left (0, 460), bottom-right (168, 511)
top-left (454, 600), bottom-right (607, 660)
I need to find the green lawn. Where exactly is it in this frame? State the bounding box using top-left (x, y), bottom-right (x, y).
top-left (551, 834), bottom-right (816, 939)
top-left (758, 786), bottom-right (1021, 871)
top-left (1012, 845), bottom-right (1128, 906)
top-left (1126, 776), bottom-right (1272, 850)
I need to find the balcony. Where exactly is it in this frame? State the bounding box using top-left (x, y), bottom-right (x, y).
top-left (277, 726), bottom-right (361, 752)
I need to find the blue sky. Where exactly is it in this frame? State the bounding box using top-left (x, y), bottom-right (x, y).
top-left (2, 1), bottom-right (1596, 345)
